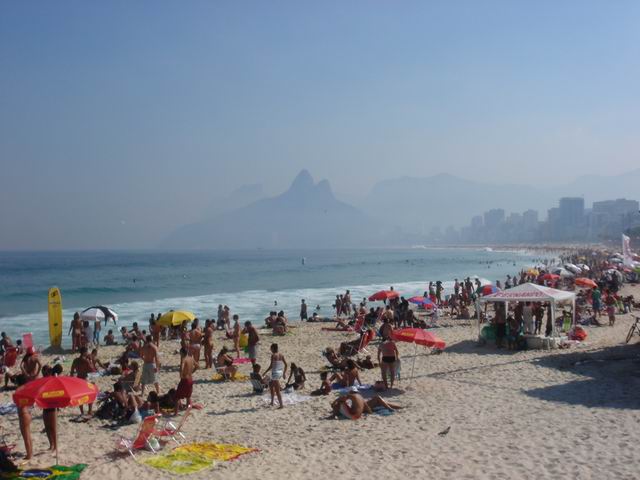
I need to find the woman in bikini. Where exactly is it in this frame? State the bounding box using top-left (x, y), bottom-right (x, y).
top-left (263, 343), bottom-right (288, 408)
top-left (377, 337), bottom-right (399, 390)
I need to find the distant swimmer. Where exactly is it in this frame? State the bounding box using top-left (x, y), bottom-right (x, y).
top-left (133, 278), bottom-right (136, 283)
top-left (301, 257), bottom-right (306, 265)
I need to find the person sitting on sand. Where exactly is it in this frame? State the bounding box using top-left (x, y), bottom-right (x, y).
top-left (356, 355), bottom-right (376, 370)
top-left (330, 387), bottom-right (402, 420)
top-left (216, 346), bottom-right (237, 379)
top-left (175, 347), bottom-right (196, 416)
top-left (263, 343), bottom-right (288, 408)
top-left (250, 363), bottom-right (269, 393)
top-left (20, 347), bottom-right (42, 383)
top-left (90, 348), bottom-right (107, 371)
top-left (310, 371), bottom-right (332, 396)
top-left (330, 359), bottom-right (361, 388)
top-left (285, 363), bottom-right (306, 390)
top-left (324, 347), bottom-right (346, 369)
top-left (272, 311), bottom-right (288, 336)
top-left (104, 330), bottom-right (116, 345)
top-left (118, 360), bottom-right (141, 393)
top-left (377, 337), bottom-right (399, 390)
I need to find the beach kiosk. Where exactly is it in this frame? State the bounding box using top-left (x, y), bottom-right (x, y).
top-left (479, 283), bottom-right (576, 349)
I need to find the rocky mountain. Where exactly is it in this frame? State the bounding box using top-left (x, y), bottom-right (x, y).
top-left (162, 170), bottom-right (380, 249)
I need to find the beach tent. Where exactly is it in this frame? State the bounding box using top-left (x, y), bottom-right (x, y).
top-left (479, 283), bottom-right (576, 336)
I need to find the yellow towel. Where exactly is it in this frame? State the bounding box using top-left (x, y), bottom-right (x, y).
top-left (211, 373), bottom-right (249, 382)
top-left (142, 450), bottom-right (214, 475)
top-left (174, 442), bottom-right (256, 461)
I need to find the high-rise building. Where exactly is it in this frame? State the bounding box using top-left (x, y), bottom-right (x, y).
top-left (522, 209), bottom-right (539, 230)
top-left (558, 197), bottom-right (585, 226)
top-left (483, 209), bottom-right (505, 229)
top-left (471, 215), bottom-right (483, 229)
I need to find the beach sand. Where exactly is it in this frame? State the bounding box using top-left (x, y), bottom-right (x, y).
top-left (2, 283), bottom-right (640, 480)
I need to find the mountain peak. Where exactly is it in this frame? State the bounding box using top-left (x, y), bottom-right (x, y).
top-left (289, 169), bottom-right (315, 191)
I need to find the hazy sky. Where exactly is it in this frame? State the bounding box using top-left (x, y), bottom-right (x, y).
top-left (1, 1), bottom-right (639, 249)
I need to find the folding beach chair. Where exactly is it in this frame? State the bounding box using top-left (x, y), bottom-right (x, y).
top-left (155, 406), bottom-right (192, 445)
top-left (353, 315), bottom-right (365, 333)
top-left (357, 329), bottom-right (375, 355)
top-left (116, 414), bottom-right (162, 458)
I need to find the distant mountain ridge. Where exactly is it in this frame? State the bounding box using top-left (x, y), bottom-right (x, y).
top-left (162, 170), bottom-right (379, 249)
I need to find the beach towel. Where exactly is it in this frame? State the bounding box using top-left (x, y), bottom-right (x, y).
top-left (0, 403), bottom-right (17, 415)
top-left (232, 357), bottom-right (252, 365)
top-left (0, 464), bottom-right (86, 480)
top-left (261, 391), bottom-right (312, 406)
top-left (211, 373), bottom-right (249, 382)
top-left (320, 327), bottom-right (352, 332)
top-left (141, 443), bottom-right (256, 475)
top-left (331, 384), bottom-right (372, 394)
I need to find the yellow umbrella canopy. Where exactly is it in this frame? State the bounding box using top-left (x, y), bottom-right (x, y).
top-left (157, 310), bottom-right (196, 327)
top-left (526, 268), bottom-right (539, 276)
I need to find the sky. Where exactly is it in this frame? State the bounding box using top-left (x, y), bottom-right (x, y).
top-left (1, 1), bottom-right (639, 249)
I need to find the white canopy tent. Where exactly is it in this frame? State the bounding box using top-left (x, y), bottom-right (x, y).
top-left (479, 283), bottom-right (576, 337)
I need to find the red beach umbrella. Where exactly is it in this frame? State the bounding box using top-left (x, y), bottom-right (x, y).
top-left (542, 273), bottom-right (560, 281)
top-left (480, 285), bottom-right (500, 296)
top-left (368, 290), bottom-right (399, 302)
top-left (391, 328), bottom-right (446, 384)
top-left (575, 277), bottom-right (597, 289)
top-left (13, 375), bottom-right (98, 463)
top-left (391, 328), bottom-right (446, 349)
top-left (407, 296), bottom-right (435, 308)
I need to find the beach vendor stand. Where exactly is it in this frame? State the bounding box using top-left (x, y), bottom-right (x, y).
top-left (479, 283), bottom-right (576, 349)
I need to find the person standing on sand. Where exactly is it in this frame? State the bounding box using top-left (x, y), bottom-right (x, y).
top-left (300, 299), bottom-right (308, 321)
top-left (263, 343), bottom-right (287, 409)
top-left (70, 347), bottom-right (95, 415)
top-left (20, 348), bottom-right (42, 382)
top-left (232, 315), bottom-right (241, 358)
top-left (151, 318), bottom-right (162, 346)
top-left (16, 375), bottom-right (32, 462)
top-left (68, 312), bottom-right (82, 352)
top-left (189, 319), bottom-right (203, 363)
top-left (140, 335), bottom-right (160, 396)
top-left (377, 337), bottom-right (399, 390)
top-left (243, 321), bottom-right (260, 365)
top-left (175, 347), bottom-right (196, 415)
top-left (203, 319), bottom-right (214, 368)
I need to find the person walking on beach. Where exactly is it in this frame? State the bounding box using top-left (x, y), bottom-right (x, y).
top-left (263, 343), bottom-right (287, 409)
top-left (300, 299), bottom-right (308, 321)
top-left (175, 347), bottom-right (196, 415)
top-left (243, 321), bottom-right (260, 365)
top-left (140, 335), bottom-right (160, 396)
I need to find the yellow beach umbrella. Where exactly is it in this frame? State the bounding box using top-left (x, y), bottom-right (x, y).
top-left (526, 268), bottom-right (539, 276)
top-left (157, 310), bottom-right (196, 327)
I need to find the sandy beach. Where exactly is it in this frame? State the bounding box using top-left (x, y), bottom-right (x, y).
top-left (2, 281), bottom-right (640, 480)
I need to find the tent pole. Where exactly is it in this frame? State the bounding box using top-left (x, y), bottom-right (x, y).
top-left (409, 342), bottom-right (417, 386)
top-left (55, 415), bottom-right (59, 465)
top-left (572, 298), bottom-right (576, 327)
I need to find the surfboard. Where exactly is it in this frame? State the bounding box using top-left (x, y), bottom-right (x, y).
top-left (48, 287), bottom-right (63, 348)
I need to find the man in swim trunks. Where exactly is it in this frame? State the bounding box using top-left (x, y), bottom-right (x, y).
top-left (243, 321), bottom-right (260, 365)
top-left (175, 347), bottom-right (196, 415)
top-left (300, 299), bottom-right (308, 321)
top-left (140, 334), bottom-right (160, 395)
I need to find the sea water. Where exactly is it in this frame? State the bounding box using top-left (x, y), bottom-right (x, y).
top-left (0, 248), bottom-right (547, 347)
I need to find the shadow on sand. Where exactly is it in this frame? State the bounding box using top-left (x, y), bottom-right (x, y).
top-left (524, 344), bottom-right (640, 409)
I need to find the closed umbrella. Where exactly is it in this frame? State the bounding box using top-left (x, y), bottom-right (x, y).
top-left (157, 310), bottom-right (195, 327)
top-left (13, 375), bottom-right (98, 464)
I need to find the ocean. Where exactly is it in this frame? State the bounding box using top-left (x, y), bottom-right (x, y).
top-left (0, 248), bottom-right (547, 347)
